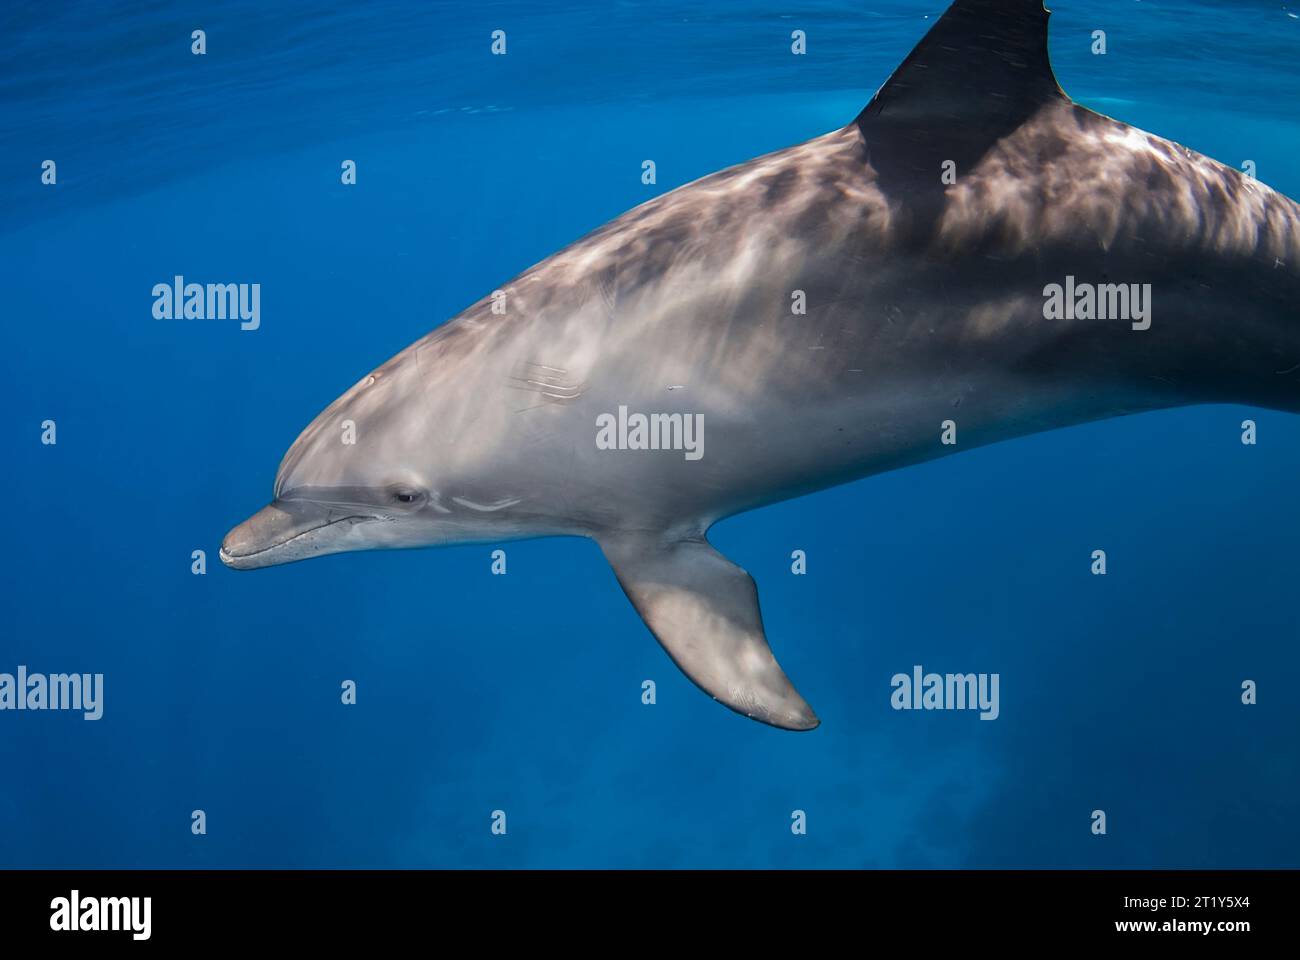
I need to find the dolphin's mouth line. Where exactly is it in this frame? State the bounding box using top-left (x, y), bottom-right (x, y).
top-left (220, 512), bottom-right (376, 563)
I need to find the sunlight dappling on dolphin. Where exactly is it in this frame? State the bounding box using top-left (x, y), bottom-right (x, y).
top-left (223, 0), bottom-right (1300, 730)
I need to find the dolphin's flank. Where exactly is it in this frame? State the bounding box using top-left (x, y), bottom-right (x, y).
top-left (223, 0), bottom-right (1300, 730)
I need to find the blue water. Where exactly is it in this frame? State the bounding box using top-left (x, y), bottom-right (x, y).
top-left (2, 0), bottom-right (1297, 868)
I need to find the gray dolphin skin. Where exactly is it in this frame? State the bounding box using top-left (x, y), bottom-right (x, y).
top-left (223, 0), bottom-right (1300, 730)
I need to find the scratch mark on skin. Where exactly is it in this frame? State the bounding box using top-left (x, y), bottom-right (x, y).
top-left (597, 272), bottom-right (619, 319)
top-left (451, 496), bottom-right (523, 512)
top-left (508, 360), bottom-right (586, 405)
top-left (519, 381), bottom-right (584, 398)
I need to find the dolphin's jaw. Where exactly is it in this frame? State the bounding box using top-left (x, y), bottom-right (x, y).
top-left (220, 501), bottom-right (388, 570)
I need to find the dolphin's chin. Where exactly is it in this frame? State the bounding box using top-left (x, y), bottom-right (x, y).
top-left (220, 499), bottom-right (381, 570)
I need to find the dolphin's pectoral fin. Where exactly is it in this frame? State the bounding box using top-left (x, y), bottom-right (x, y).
top-left (598, 533), bottom-right (819, 731)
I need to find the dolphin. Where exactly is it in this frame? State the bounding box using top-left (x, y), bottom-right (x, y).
top-left (222, 0), bottom-right (1300, 730)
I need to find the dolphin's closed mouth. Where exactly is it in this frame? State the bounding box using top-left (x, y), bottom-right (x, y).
top-left (220, 501), bottom-right (375, 570)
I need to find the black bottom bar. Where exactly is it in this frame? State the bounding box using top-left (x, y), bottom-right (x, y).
top-left (0, 869), bottom-right (1285, 945)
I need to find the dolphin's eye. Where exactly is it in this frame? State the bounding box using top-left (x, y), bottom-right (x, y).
top-left (389, 487), bottom-right (425, 506)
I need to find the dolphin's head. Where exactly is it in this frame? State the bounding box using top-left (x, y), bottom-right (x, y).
top-left (220, 341), bottom-right (520, 570)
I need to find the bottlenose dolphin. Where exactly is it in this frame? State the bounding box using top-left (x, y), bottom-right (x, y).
top-left (222, 0), bottom-right (1300, 730)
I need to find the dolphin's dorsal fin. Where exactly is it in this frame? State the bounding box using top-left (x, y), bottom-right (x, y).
top-left (858, 0), bottom-right (1066, 127)
top-left (853, 0), bottom-right (1069, 243)
top-left (598, 533), bottom-right (819, 731)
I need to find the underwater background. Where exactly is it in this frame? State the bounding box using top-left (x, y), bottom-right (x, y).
top-left (1, 0), bottom-right (1297, 868)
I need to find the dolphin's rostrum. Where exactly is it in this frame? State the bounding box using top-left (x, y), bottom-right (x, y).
top-left (223, 0), bottom-right (1300, 730)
